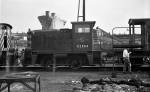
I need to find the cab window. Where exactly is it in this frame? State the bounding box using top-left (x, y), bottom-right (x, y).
top-left (78, 27), bottom-right (90, 33)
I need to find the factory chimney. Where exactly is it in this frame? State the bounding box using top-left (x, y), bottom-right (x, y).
top-left (38, 11), bottom-right (66, 30)
top-left (46, 11), bottom-right (49, 17)
top-left (51, 13), bottom-right (55, 17)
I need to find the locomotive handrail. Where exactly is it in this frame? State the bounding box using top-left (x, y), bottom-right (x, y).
top-left (112, 26), bottom-right (140, 47)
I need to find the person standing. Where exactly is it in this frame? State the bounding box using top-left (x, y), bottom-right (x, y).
top-left (123, 49), bottom-right (131, 73)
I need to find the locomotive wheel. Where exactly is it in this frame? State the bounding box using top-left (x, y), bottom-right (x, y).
top-left (70, 59), bottom-right (81, 69)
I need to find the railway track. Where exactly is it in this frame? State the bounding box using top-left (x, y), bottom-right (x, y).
top-left (0, 64), bottom-right (149, 72)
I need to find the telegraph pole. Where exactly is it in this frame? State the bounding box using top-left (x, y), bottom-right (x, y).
top-left (83, 0), bottom-right (85, 21)
top-left (77, 0), bottom-right (85, 21)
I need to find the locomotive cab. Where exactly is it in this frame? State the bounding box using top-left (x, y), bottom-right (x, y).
top-left (71, 21), bottom-right (95, 52)
top-left (128, 19), bottom-right (150, 67)
top-left (70, 21), bottom-right (96, 66)
top-left (128, 18), bottom-right (150, 50)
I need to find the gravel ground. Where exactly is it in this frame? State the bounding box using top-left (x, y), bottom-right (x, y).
top-left (0, 71), bottom-right (150, 92)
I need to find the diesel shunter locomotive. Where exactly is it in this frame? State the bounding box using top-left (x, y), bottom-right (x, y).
top-left (24, 10), bottom-right (150, 70)
top-left (24, 11), bottom-right (102, 68)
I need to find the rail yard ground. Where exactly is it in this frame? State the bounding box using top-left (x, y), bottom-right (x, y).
top-left (0, 69), bottom-right (150, 92)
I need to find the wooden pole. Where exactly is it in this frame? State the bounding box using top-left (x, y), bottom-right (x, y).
top-left (52, 54), bottom-right (56, 73)
top-left (6, 51), bottom-right (10, 73)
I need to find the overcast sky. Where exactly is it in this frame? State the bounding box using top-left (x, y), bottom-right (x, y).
top-left (0, 0), bottom-right (150, 33)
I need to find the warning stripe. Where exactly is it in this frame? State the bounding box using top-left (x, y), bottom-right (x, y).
top-left (7, 34), bottom-right (11, 49)
top-left (0, 31), bottom-right (11, 51)
top-left (0, 31), bottom-right (4, 45)
top-left (0, 39), bottom-right (4, 51)
top-left (0, 32), bottom-right (5, 51)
